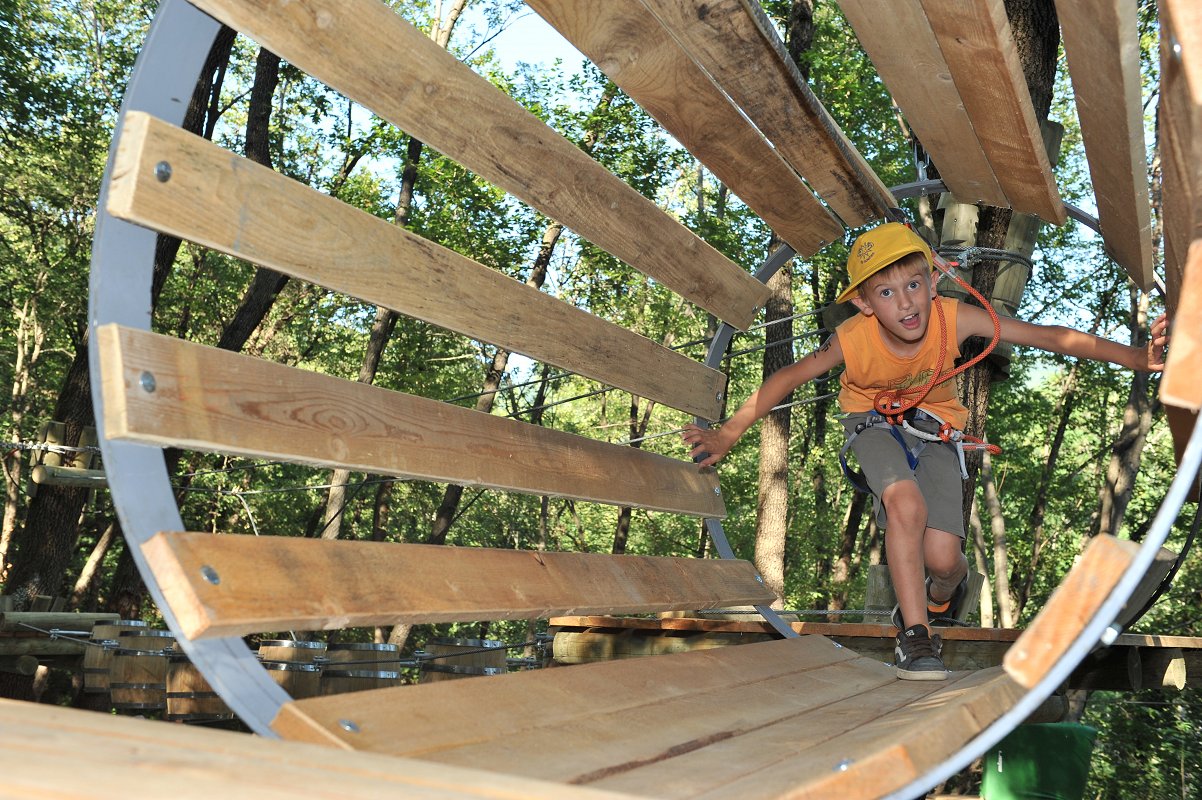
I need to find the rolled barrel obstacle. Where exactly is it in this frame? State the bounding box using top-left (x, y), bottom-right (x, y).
top-left (81, 1), bottom-right (1202, 799)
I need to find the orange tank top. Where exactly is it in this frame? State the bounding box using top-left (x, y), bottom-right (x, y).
top-left (835, 296), bottom-right (968, 429)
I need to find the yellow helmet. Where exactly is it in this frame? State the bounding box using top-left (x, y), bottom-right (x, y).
top-left (836, 223), bottom-right (933, 304)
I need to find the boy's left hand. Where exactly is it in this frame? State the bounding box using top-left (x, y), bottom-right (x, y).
top-left (1144, 314), bottom-right (1170, 372)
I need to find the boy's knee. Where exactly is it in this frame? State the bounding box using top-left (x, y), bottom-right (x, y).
top-left (928, 557), bottom-right (968, 598)
top-left (881, 480), bottom-right (927, 532)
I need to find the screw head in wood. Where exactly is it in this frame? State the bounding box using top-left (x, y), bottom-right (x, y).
top-left (339, 719), bottom-right (361, 733)
top-left (154, 161), bottom-right (172, 182)
top-left (139, 371), bottom-right (156, 393)
top-left (200, 565), bottom-right (220, 585)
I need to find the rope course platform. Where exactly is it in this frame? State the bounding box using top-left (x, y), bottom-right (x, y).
top-left (6, 0), bottom-right (1194, 798)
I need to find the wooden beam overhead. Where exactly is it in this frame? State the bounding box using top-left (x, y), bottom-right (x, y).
top-left (186, 0), bottom-right (769, 329)
top-left (837, 0), bottom-right (1009, 208)
top-left (526, 0), bottom-right (845, 258)
top-left (108, 112), bottom-right (727, 421)
top-left (142, 532), bottom-right (776, 639)
top-left (97, 324), bottom-right (727, 519)
top-left (1056, 0), bottom-right (1154, 289)
top-left (920, 0), bottom-right (1067, 225)
top-left (638, 0), bottom-right (894, 227)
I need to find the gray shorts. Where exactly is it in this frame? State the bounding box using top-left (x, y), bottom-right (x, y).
top-left (839, 413), bottom-right (965, 538)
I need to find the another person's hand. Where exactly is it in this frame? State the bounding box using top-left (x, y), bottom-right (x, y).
top-left (1143, 314), bottom-right (1170, 372)
top-left (681, 423), bottom-right (734, 469)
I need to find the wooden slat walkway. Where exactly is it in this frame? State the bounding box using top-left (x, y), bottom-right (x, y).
top-left (108, 112), bottom-right (728, 421)
top-left (526, 0), bottom-right (844, 258)
top-left (1057, 0), bottom-right (1154, 289)
top-left (185, 0), bottom-right (769, 330)
top-left (98, 324), bottom-right (726, 518)
top-left (142, 532), bottom-right (775, 640)
top-left (1158, 0), bottom-right (1202, 428)
top-left (837, 0), bottom-right (1007, 208)
top-left (839, 0), bottom-right (1064, 224)
top-left (0, 698), bottom-right (632, 800)
top-left (271, 636), bottom-right (1024, 799)
top-left (639, 0), bottom-right (893, 226)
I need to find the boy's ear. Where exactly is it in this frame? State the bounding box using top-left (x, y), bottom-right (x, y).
top-left (850, 296), bottom-right (873, 316)
top-left (930, 270), bottom-right (938, 299)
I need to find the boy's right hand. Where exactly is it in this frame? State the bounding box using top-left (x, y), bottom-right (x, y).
top-left (681, 423), bottom-right (733, 469)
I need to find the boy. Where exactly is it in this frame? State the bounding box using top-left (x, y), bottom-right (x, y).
top-left (682, 222), bottom-right (1169, 681)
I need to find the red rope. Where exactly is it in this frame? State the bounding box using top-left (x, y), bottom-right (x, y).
top-left (871, 244), bottom-right (1002, 455)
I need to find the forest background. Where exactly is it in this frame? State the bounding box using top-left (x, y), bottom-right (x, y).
top-left (1, 0), bottom-right (1198, 796)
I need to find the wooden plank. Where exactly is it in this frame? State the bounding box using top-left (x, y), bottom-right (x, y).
top-left (97, 324), bottom-right (725, 519)
top-left (273, 637), bottom-right (860, 753)
top-left (526, 0), bottom-right (843, 258)
top-left (108, 113), bottom-right (727, 421)
top-left (638, 0), bottom-right (893, 226)
top-left (1161, 240), bottom-right (1202, 413)
top-left (141, 531), bottom-right (774, 639)
top-left (0, 698), bottom-right (633, 800)
top-left (1158, 0), bottom-right (1202, 306)
top-left (590, 671), bottom-right (987, 798)
top-left (680, 669), bottom-right (1023, 800)
top-left (1056, 0), bottom-right (1154, 289)
top-left (185, 0), bottom-right (769, 330)
top-left (1004, 535), bottom-right (1139, 688)
top-left (920, 0), bottom-right (1066, 224)
top-left (0, 612), bottom-right (118, 633)
top-left (836, 0), bottom-right (1007, 207)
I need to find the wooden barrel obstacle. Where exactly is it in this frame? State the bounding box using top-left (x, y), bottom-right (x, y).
top-left (85, 0), bottom-right (1201, 797)
top-left (109, 629), bottom-right (176, 711)
top-left (321, 642), bottom-right (402, 696)
top-left (82, 619), bottom-right (147, 694)
top-left (256, 640), bottom-right (324, 700)
top-left (418, 638), bottom-right (507, 683)
top-left (165, 655), bottom-right (235, 721)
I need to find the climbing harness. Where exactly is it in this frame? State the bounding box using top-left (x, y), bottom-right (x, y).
top-left (839, 229), bottom-right (1005, 492)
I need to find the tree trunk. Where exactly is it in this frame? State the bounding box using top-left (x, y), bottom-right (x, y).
top-left (1091, 291), bottom-right (1156, 539)
top-left (969, 497), bottom-right (996, 627)
top-left (754, 265), bottom-right (793, 604)
top-left (980, 450), bottom-right (1016, 627)
top-left (68, 520), bottom-right (117, 610)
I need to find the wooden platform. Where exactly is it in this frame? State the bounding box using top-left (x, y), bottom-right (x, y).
top-left (0, 697), bottom-right (629, 799)
top-left (550, 615), bottom-right (1202, 693)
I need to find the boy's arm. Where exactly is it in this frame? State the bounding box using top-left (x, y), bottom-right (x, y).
top-left (682, 335), bottom-right (845, 468)
top-left (956, 302), bottom-right (1169, 372)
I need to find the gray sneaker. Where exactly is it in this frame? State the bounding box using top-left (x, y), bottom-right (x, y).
top-left (894, 624), bottom-right (948, 681)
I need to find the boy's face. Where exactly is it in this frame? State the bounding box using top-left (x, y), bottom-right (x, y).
top-left (850, 260), bottom-right (937, 354)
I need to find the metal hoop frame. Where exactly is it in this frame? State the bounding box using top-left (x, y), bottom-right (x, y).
top-left (91, 4), bottom-right (1199, 794)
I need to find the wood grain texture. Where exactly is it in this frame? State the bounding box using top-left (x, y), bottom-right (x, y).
top-left (273, 636), bottom-right (1021, 800)
top-left (186, 0), bottom-right (769, 329)
top-left (526, 0), bottom-right (843, 257)
top-left (141, 531), bottom-right (775, 639)
top-left (274, 637), bottom-right (861, 754)
top-left (1158, 0), bottom-right (1202, 306)
top-left (638, 0), bottom-right (892, 226)
top-left (1161, 241), bottom-right (1202, 411)
top-left (1004, 534), bottom-right (1138, 688)
top-left (921, 0), bottom-right (1066, 224)
top-left (1056, 0), bottom-right (1154, 288)
top-left (108, 112), bottom-right (726, 421)
top-left (836, 0), bottom-right (1007, 207)
top-left (0, 698), bottom-right (633, 800)
top-left (97, 324), bottom-right (726, 518)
